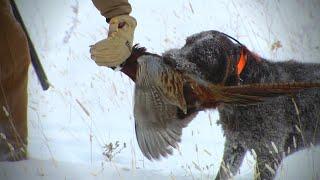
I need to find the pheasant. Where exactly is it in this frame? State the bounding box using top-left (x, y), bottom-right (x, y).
top-left (106, 31), bottom-right (320, 161)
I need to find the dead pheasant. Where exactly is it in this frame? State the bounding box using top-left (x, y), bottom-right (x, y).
top-left (109, 33), bottom-right (320, 161)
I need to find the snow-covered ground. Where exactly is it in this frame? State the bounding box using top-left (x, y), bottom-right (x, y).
top-left (0, 0), bottom-right (320, 179)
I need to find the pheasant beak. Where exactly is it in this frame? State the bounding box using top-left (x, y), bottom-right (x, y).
top-left (111, 65), bottom-right (122, 71)
top-left (110, 61), bottom-right (127, 71)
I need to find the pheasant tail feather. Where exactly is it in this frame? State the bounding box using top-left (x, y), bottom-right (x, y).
top-left (206, 81), bottom-right (320, 106)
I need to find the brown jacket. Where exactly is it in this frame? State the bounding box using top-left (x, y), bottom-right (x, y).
top-left (92, 0), bottom-right (132, 22)
top-left (0, 0), bottom-right (29, 159)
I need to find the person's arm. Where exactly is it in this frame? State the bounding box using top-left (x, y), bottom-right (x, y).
top-left (92, 0), bottom-right (132, 22)
top-left (90, 0), bottom-right (137, 68)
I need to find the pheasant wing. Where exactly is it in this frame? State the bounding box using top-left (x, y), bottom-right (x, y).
top-left (133, 56), bottom-right (192, 160)
top-left (134, 85), bottom-right (190, 160)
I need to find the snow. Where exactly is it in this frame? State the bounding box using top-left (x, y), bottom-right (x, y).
top-left (276, 147), bottom-right (320, 180)
top-left (1, 0), bottom-right (319, 179)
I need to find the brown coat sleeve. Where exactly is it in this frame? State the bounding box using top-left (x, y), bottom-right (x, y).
top-left (92, 0), bottom-right (132, 21)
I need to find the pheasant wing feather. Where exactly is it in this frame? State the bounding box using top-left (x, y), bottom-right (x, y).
top-left (134, 56), bottom-right (190, 160)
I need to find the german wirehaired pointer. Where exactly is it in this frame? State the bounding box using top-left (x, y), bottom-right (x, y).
top-left (110, 30), bottom-right (320, 180)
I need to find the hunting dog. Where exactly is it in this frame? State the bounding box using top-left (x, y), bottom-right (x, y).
top-left (106, 30), bottom-right (320, 180)
top-left (166, 30), bottom-right (320, 180)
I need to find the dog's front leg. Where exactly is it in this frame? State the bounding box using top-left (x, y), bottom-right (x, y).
top-left (254, 147), bottom-right (282, 180)
top-left (215, 138), bottom-right (247, 180)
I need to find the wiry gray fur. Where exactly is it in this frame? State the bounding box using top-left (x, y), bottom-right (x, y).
top-left (158, 30), bottom-right (320, 180)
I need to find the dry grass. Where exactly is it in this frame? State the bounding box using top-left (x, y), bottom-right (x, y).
top-left (63, 0), bottom-right (79, 44)
top-left (103, 141), bottom-right (126, 161)
top-left (0, 83), bottom-right (27, 160)
top-left (291, 97), bottom-right (306, 146)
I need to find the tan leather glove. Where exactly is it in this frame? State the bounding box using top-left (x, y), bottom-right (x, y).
top-left (90, 15), bottom-right (137, 68)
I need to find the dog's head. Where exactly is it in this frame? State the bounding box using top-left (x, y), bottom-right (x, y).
top-left (164, 30), bottom-right (250, 85)
top-left (121, 31), bottom-right (254, 84)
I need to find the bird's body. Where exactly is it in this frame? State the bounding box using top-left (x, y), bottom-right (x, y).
top-left (134, 54), bottom-right (194, 159)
